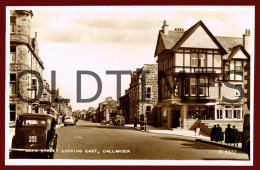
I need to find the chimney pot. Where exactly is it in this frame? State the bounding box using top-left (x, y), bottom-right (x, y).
top-left (162, 20), bottom-right (169, 35)
top-left (243, 29), bottom-right (250, 54)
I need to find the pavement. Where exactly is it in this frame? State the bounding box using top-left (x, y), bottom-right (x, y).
top-left (8, 121), bottom-right (242, 151)
top-left (124, 124), bottom-right (242, 150)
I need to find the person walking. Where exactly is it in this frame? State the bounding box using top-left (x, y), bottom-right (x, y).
top-left (232, 125), bottom-right (239, 146)
top-left (211, 125), bottom-right (217, 141)
top-left (216, 124), bottom-right (223, 142)
top-left (225, 124), bottom-right (233, 145)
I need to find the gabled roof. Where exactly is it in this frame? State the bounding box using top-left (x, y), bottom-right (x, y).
top-left (226, 44), bottom-right (250, 60)
top-left (171, 20), bottom-right (227, 54)
top-left (154, 30), bottom-right (184, 57)
top-left (215, 36), bottom-right (243, 59)
top-left (154, 20), bottom-right (231, 57)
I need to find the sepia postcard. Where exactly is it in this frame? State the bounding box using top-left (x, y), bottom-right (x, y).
top-left (5, 6), bottom-right (254, 166)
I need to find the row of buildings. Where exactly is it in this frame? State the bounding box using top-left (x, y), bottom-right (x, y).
top-left (73, 20), bottom-right (251, 136)
top-left (117, 20), bottom-right (251, 135)
top-left (9, 10), bottom-right (72, 126)
top-left (74, 97), bottom-right (119, 124)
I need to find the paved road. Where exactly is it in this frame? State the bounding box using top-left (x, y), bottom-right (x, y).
top-left (54, 120), bottom-right (249, 160)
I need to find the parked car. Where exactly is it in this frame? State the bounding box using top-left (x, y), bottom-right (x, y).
top-left (114, 115), bottom-right (125, 126)
top-left (64, 116), bottom-right (76, 126)
top-left (101, 120), bottom-right (107, 125)
top-left (242, 114), bottom-right (250, 159)
top-left (10, 113), bottom-right (58, 159)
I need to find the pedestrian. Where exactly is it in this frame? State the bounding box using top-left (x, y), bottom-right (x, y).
top-left (232, 125), bottom-right (239, 146)
top-left (211, 125), bottom-right (217, 141)
top-left (216, 124), bottom-right (223, 142)
top-left (225, 124), bottom-right (233, 145)
top-left (62, 115), bottom-right (65, 124)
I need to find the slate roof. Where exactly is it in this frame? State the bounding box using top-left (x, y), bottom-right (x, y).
top-left (215, 36), bottom-right (243, 59)
top-left (155, 20), bottom-right (246, 60)
top-left (225, 44), bottom-right (250, 60)
top-left (160, 30), bottom-right (184, 49)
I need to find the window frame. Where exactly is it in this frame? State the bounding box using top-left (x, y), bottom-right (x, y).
top-left (216, 109), bottom-right (223, 120)
top-left (10, 104), bottom-right (16, 121)
top-left (145, 86), bottom-right (152, 100)
top-left (10, 46), bottom-right (16, 63)
top-left (163, 83), bottom-right (169, 98)
top-left (235, 84), bottom-right (242, 97)
top-left (10, 16), bottom-right (16, 33)
top-left (234, 60), bottom-right (243, 80)
top-left (224, 105), bottom-right (243, 120)
top-left (10, 74), bottom-right (16, 95)
top-left (145, 105), bottom-right (152, 115)
top-left (191, 53), bottom-right (198, 67)
top-left (174, 77), bottom-right (179, 97)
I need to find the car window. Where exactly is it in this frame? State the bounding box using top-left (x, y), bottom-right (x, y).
top-left (22, 120), bottom-right (46, 126)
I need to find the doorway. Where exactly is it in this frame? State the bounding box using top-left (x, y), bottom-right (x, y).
top-left (171, 110), bottom-right (180, 128)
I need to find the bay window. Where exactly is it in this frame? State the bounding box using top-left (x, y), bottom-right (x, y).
top-left (170, 48), bottom-right (222, 74)
top-left (184, 77), bottom-right (208, 96)
top-left (224, 105), bottom-right (242, 120)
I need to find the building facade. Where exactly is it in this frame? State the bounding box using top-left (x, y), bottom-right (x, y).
top-left (9, 10), bottom-right (45, 125)
top-left (97, 97), bottom-right (119, 123)
top-left (128, 64), bottom-right (158, 125)
top-left (154, 20), bottom-right (250, 134)
top-left (9, 10), bottom-right (72, 126)
top-left (119, 91), bottom-right (129, 123)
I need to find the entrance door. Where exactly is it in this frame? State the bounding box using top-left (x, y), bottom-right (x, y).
top-left (171, 110), bottom-right (180, 128)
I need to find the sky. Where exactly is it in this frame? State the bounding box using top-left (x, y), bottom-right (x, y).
top-left (13, 6), bottom-right (254, 111)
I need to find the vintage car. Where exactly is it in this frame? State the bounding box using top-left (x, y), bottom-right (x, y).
top-left (114, 115), bottom-right (125, 126)
top-left (64, 116), bottom-right (76, 126)
top-left (101, 120), bottom-right (107, 125)
top-left (10, 113), bottom-right (58, 159)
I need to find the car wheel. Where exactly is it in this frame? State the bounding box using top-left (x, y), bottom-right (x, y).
top-left (246, 144), bottom-right (250, 159)
top-left (9, 151), bottom-right (15, 159)
top-left (49, 153), bottom-right (54, 159)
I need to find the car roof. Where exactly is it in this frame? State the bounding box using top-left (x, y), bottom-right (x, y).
top-left (19, 113), bottom-right (54, 119)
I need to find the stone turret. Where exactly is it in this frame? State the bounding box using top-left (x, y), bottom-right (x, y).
top-left (10, 10), bottom-right (33, 44)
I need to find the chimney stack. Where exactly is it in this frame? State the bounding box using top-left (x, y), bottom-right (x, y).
top-left (243, 29), bottom-right (250, 54)
top-left (162, 20), bottom-right (169, 35)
